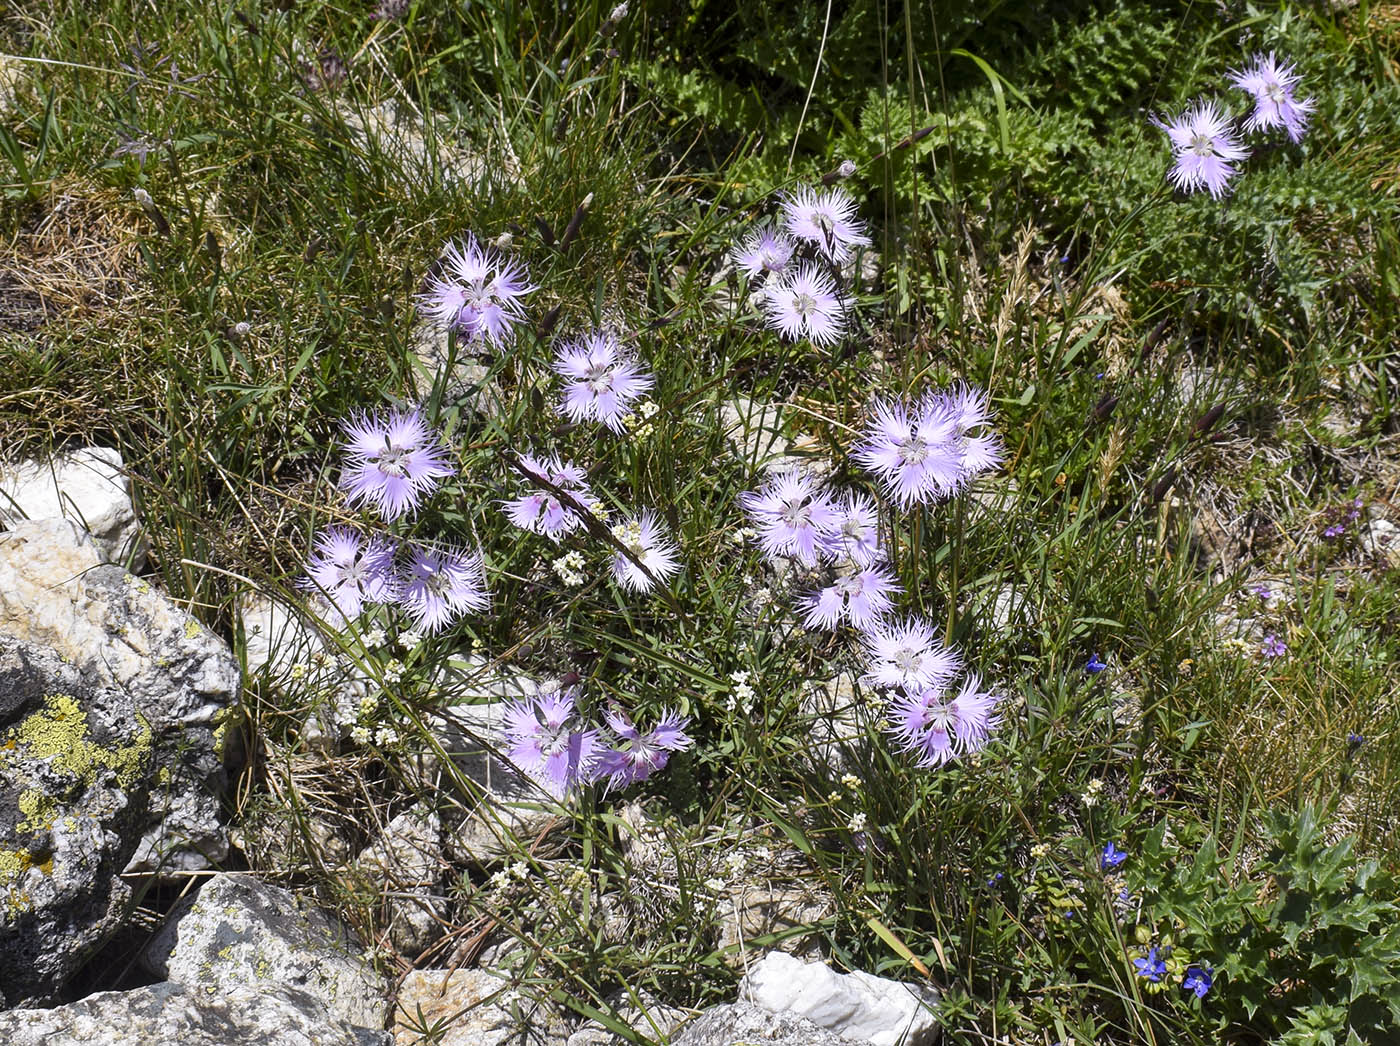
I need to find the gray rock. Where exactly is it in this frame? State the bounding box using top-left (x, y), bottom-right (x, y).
top-left (719, 397), bottom-right (790, 471)
top-left (670, 1001), bottom-right (848, 1046)
top-left (391, 969), bottom-right (565, 1046)
top-left (0, 635), bottom-right (154, 1006)
top-left (143, 872), bottom-right (390, 1030)
top-left (717, 886), bottom-right (832, 966)
top-left (0, 519), bottom-right (238, 875)
top-left (0, 445), bottom-right (146, 567)
top-left (1365, 518), bottom-right (1400, 566)
top-left (353, 806), bottom-right (445, 958)
top-left (564, 989), bottom-right (691, 1046)
top-left (744, 951), bottom-right (940, 1046)
top-left (0, 981), bottom-right (391, 1046)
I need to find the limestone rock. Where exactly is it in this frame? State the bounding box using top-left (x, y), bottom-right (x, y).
top-left (240, 593), bottom-right (329, 683)
top-left (563, 989), bottom-right (692, 1046)
top-left (744, 951), bottom-right (940, 1046)
top-left (720, 397), bottom-right (790, 471)
top-left (0, 981), bottom-right (391, 1046)
top-left (0, 445), bottom-right (145, 567)
top-left (0, 519), bottom-right (238, 874)
top-left (353, 806), bottom-right (445, 958)
top-left (142, 872), bottom-right (390, 1030)
top-left (670, 1000), bottom-right (848, 1046)
top-left (1365, 518), bottom-right (1400, 566)
top-left (717, 885), bottom-right (832, 965)
top-left (392, 969), bottom-right (564, 1046)
top-left (0, 635), bottom-right (153, 1007)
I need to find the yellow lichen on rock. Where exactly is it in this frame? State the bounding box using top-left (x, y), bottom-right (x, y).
top-left (4, 693), bottom-right (153, 789)
top-left (16, 789), bottom-right (58, 834)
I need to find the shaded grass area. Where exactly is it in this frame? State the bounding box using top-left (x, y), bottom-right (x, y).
top-left (2, 0), bottom-right (1399, 1043)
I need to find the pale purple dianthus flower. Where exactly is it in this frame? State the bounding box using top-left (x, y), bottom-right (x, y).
top-left (780, 185), bottom-right (871, 263)
top-left (300, 527), bottom-right (399, 625)
top-left (738, 469), bottom-right (840, 566)
top-left (609, 511), bottom-right (682, 593)
top-left (1154, 100), bottom-right (1249, 199)
top-left (339, 408), bottom-right (455, 521)
top-left (553, 330), bottom-right (655, 432)
top-left (887, 673), bottom-right (998, 768)
top-left (397, 543), bottom-right (489, 633)
top-left (733, 225), bottom-right (795, 282)
top-left (802, 563), bottom-right (900, 630)
top-left (418, 234), bottom-right (534, 350)
top-left (859, 616), bottom-right (961, 692)
top-left (1230, 53), bottom-right (1315, 143)
top-left (594, 705), bottom-right (693, 792)
top-left (820, 491), bottom-right (883, 565)
top-left (503, 454), bottom-right (599, 541)
top-left (853, 386), bottom-right (1002, 507)
top-left (761, 262), bottom-right (847, 346)
top-left (502, 688), bottom-right (604, 798)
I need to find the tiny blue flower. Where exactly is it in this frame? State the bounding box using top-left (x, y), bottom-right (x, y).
top-left (1134, 947), bottom-right (1167, 982)
top-left (1086, 653), bottom-right (1107, 674)
top-left (1101, 842), bottom-right (1128, 870)
top-left (1182, 964), bottom-right (1213, 998)
top-left (1348, 733), bottom-right (1365, 748)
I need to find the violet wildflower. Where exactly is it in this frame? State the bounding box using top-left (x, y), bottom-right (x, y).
top-left (1323, 522), bottom-right (1345, 539)
top-left (854, 386), bottom-right (1002, 506)
top-left (1134, 947), bottom-right (1167, 983)
top-left (608, 512), bottom-right (682, 593)
top-left (761, 262), bottom-right (847, 346)
top-left (1101, 842), bottom-right (1128, 870)
top-left (1086, 653), bottom-right (1108, 674)
top-left (594, 705), bottom-right (693, 791)
top-left (733, 225), bottom-right (795, 282)
top-left (858, 615), bottom-right (961, 692)
top-left (300, 527), bottom-right (399, 624)
top-left (1182, 964), bottom-right (1213, 999)
top-left (553, 330), bottom-right (654, 432)
top-left (1155, 101), bottom-right (1249, 199)
top-left (419, 234), bottom-right (534, 349)
top-left (502, 688), bottom-right (604, 798)
top-left (738, 469), bottom-right (840, 566)
top-left (502, 454), bottom-right (598, 541)
top-left (780, 185), bottom-right (871, 263)
top-left (1230, 53), bottom-right (1315, 143)
top-left (397, 543), bottom-right (489, 633)
top-left (339, 408), bottom-right (455, 521)
top-left (1261, 633), bottom-right (1287, 659)
top-left (802, 563), bottom-right (900, 630)
top-left (821, 491), bottom-right (883, 565)
top-left (886, 673), bottom-right (998, 768)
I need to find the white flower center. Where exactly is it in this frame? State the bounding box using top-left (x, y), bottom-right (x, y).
top-left (793, 291), bottom-right (817, 317)
top-left (584, 363), bottom-right (615, 393)
top-left (893, 648), bottom-right (920, 674)
top-left (897, 436), bottom-right (930, 465)
top-left (780, 501), bottom-right (812, 528)
top-left (1188, 132), bottom-right (1215, 156)
top-left (375, 440), bottom-right (410, 476)
top-left (1265, 81), bottom-right (1284, 104)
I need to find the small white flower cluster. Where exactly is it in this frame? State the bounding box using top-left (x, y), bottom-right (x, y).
top-left (360, 626), bottom-right (387, 648)
top-left (727, 669), bottom-right (756, 714)
top-left (1082, 777), bottom-right (1105, 808)
top-left (399, 630), bottom-right (424, 651)
top-left (847, 811), bottom-right (868, 833)
top-left (623, 399), bottom-right (660, 438)
top-left (553, 549), bottom-right (587, 587)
